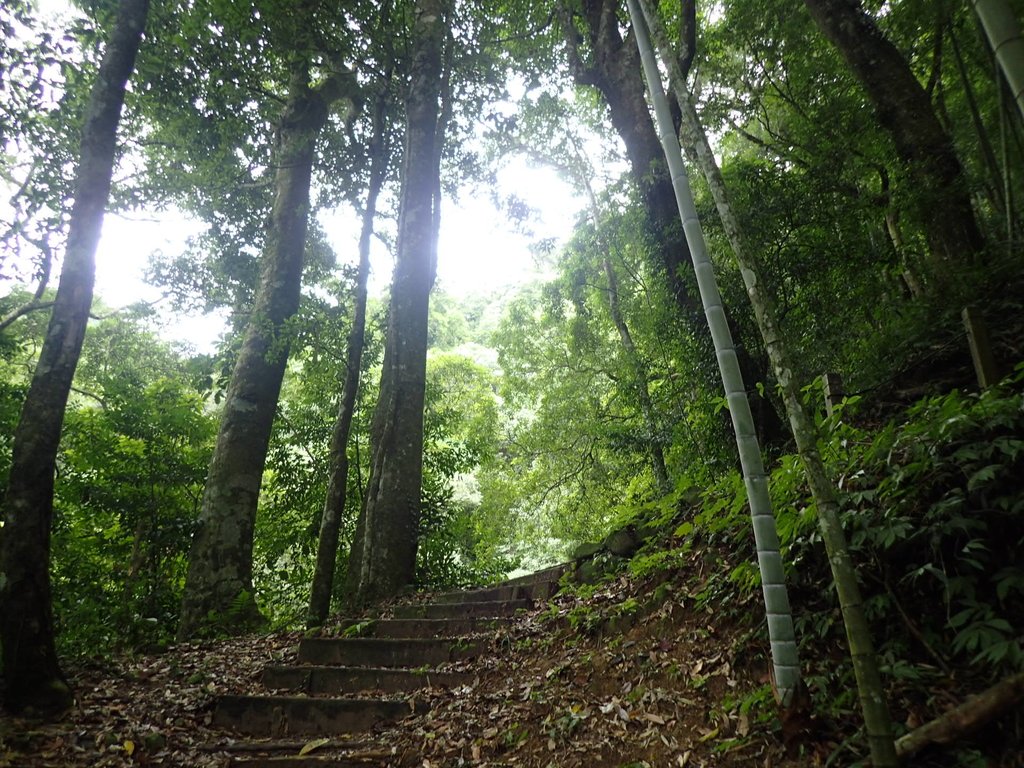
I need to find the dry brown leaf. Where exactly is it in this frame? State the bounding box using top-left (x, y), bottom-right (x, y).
top-left (738, 711), bottom-right (750, 737)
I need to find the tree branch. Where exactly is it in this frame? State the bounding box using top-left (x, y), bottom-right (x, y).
top-left (0, 300), bottom-right (55, 332)
top-left (0, 234), bottom-right (56, 332)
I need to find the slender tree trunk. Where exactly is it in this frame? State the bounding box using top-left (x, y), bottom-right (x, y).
top-left (625, 0), bottom-right (801, 707)
top-left (1000, 75), bottom-right (1016, 251)
top-left (802, 0), bottom-right (983, 272)
top-left (575, 163), bottom-right (671, 494)
top-left (972, 0), bottom-right (1024, 123)
top-left (637, 2), bottom-right (898, 763)
top-left (0, 0), bottom-right (148, 715)
top-left (880, 168), bottom-right (925, 298)
top-left (345, 0), bottom-right (449, 606)
top-left (950, 27), bottom-right (1006, 217)
top-left (603, 256), bottom-right (671, 494)
top-left (307, 87), bottom-right (389, 627)
top-left (177, 56), bottom-right (339, 640)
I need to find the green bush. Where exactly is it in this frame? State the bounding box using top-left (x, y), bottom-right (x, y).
top-left (687, 365), bottom-right (1024, 719)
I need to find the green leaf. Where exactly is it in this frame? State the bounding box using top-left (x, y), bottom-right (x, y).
top-left (966, 464), bottom-right (1000, 492)
top-left (948, 608), bottom-right (976, 629)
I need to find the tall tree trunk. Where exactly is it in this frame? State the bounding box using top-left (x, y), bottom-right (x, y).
top-left (0, 0), bottom-right (149, 715)
top-left (558, 0), bottom-right (787, 448)
top-left (972, 0), bottom-right (1024, 123)
top-left (307, 85), bottom-right (389, 627)
top-left (624, 0), bottom-right (801, 709)
top-left (345, 0), bottom-right (449, 606)
top-left (802, 0), bottom-right (984, 272)
top-left (638, 2), bottom-right (898, 762)
top-left (177, 55), bottom-right (341, 640)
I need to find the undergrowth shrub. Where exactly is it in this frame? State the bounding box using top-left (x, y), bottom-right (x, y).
top-left (687, 364), bottom-right (1024, 722)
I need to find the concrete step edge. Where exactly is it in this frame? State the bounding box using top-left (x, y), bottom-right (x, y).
top-left (214, 695), bottom-right (428, 737)
top-left (332, 617), bottom-right (512, 639)
top-left (262, 664), bottom-right (473, 694)
top-left (392, 599), bottom-right (533, 619)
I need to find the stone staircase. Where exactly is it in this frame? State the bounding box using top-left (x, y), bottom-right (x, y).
top-left (210, 565), bottom-right (567, 766)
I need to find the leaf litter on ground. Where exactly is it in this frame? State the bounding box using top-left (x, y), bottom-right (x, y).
top-left (5, 559), bottom-right (996, 767)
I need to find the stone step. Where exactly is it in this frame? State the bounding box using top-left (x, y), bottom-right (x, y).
top-left (392, 599), bottom-right (532, 620)
top-left (429, 578), bottom-right (560, 604)
top-left (263, 664), bottom-right (472, 694)
top-left (297, 637), bottom-right (483, 667)
top-left (214, 695), bottom-right (425, 736)
top-left (335, 617), bottom-right (511, 639)
top-left (210, 737), bottom-right (387, 767)
top-left (519, 577), bottom-right (561, 601)
top-left (499, 563), bottom-right (570, 588)
top-left (371, 566), bottom-right (565, 612)
top-left (430, 584), bottom-right (525, 604)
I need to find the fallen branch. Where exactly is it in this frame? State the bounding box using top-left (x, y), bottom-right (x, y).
top-left (895, 671), bottom-right (1024, 758)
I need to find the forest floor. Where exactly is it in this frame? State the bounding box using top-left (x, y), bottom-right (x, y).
top-left (0, 558), bottom-right (1017, 767)
top-left (0, 565), bottom-right (810, 768)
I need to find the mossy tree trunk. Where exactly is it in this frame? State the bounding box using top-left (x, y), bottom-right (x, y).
top-left (177, 53), bottom-right (355, 640)
top-left (557, 0), bottom-right (697, 319)
top-left (0, 0), bottom-right (149, 715)
top-left (345, 0), bottom-right (449, 606)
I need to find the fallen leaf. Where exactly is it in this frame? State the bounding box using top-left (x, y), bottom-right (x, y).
top-left (298, 737), bottom-right (330, 756)
top-left (698, 727), bottom-right (720, 743)
top-left (738, 711), bottom-right (750, 737)
top-left (123, 740), bottom-right (135, 756)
